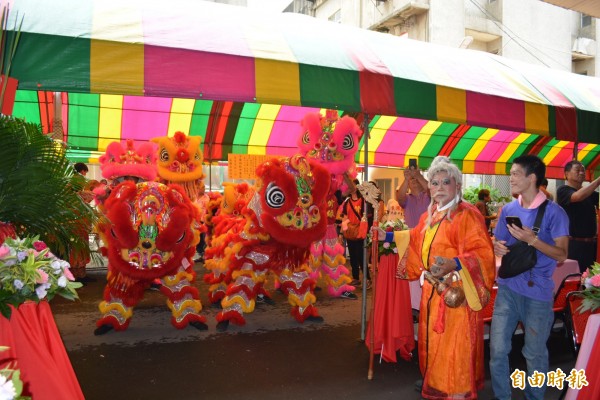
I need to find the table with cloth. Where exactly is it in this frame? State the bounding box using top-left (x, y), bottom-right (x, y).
top-left (0, 301), bottom-right (84, 399)
top-left (565, 313), bottom-right (600, 400)
top-left (365, 230), bottom-right (415, 362)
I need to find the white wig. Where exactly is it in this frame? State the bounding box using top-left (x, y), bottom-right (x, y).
top-left (423, 156), bottom-right (463, 229)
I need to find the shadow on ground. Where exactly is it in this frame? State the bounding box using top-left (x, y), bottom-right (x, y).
top-left (50, 263), bottom-right (576, 400)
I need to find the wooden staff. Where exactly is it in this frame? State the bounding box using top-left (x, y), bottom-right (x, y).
top-left (368, 213), bottom-right (379, 380)
top-left (358, 181), bottom-right (381, 380)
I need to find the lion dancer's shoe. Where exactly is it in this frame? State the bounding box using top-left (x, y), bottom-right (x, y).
top-left (279, 266), bottom-right (323, 323)
top-left (313, 225), bottom-right (355, 298)
top-left (161, 265), bottom-right (207, 330)
top-left (94, 271), bottom-right (142, 335)
top-left (216, 261), bottom-right (268, 332)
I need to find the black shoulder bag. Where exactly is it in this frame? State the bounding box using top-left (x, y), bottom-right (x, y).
top-left (498, 200), bottom-right (548, 281)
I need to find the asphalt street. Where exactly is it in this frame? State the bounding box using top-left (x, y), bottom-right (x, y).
top-left (50, 262), bottom-right (576, 400)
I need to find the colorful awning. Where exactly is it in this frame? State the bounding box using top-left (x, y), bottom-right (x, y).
top-left (13, 90), bottom-right (600, 179)
top-left (5, 0), bottom-right (600, 143)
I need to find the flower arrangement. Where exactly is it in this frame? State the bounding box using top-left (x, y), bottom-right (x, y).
top-left (368, 219), bottom-right (409, 256)
top-left (579, 262), bottom-right (600, 313)
top-left (0, 236), bottom-right (82, 319)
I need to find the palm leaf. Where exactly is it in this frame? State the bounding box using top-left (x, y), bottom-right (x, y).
top-left (0, 115), bottom-right (97, 259)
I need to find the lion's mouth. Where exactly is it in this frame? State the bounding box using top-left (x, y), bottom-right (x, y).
top-left (121, 248), bottom-right (172, 269)
top-left (276, 205), bottom-right (321, 230)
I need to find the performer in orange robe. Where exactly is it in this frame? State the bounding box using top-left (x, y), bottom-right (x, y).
top-left (394, 156), bottom-right (495, 399)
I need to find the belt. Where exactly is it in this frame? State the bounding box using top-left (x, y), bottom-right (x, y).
top-left (569, 236), bottom-right (597, 243)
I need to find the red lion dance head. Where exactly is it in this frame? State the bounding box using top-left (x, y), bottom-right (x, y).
top-left (250, 154), bottom-right (330, 248)
top-left (102, 181), bottom-right (200, 281)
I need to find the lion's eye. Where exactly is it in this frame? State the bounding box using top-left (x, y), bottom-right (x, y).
top-left (302, 132), bottom-right (310, 144)
top-left (265, 183), bottom-right (285, 209)
top-left (342, 134), bottom-right (354, 151)
top-left (160, 148), bottom-right (169, 162)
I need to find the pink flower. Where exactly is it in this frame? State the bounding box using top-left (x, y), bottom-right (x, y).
top-left (0, 244), bottom-right (9, 258)
top-left (590, 274), bottom-right (600, 287)
top-left (35, 269), bottom-right (49, 284)
top-left (63, 267), bottom-right (75, 281)
top-left (33, 241), bottom-right (48, 251)
top-left (582, 270), bottom-right (589, 279)
top-left (382, 242), bottom-right (390, 249)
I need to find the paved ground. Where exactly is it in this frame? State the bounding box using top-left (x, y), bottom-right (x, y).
top-left (50, 262), bottom-right (576, 400)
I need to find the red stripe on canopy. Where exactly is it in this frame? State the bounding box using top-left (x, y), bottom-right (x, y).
top-left (440, 125), bottom-right (469, 155)
top-left (467, 93), bottom-right (525, 132)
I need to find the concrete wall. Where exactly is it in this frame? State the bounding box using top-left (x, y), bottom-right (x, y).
top-left (428, 0), bottom-right (465, 47)
top-left (501, 0), bottom-right (573, 71)
top-left (312, 0), bottom-right (598, 77)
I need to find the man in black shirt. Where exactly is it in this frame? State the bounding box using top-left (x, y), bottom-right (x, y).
top-left (557, 160), bottom-right (600, 273)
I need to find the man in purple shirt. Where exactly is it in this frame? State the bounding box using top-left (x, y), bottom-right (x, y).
top-left (396, 165), bottom-right (430, 228)
top-left (490, 155), bottom-right (569, 400)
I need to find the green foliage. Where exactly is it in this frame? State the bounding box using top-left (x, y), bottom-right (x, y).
top-left (0, 115), bottom-right (97, 260)
top-left (463, 184), bottom-right (511, 205)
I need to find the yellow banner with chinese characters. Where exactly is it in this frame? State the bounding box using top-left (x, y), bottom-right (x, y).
top-left (228, 154), bottom-right (282, 179)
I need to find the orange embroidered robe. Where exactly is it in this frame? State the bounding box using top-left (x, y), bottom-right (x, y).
top-left (395, 202), bottom-right (495, 399)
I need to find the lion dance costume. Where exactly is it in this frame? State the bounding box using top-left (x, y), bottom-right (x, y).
top-left (297, 110), bottom-right (362, 297)
top-left (95, 140), bottom-right (207, 334)
top-left (204, 155), bottom-right (330, 331)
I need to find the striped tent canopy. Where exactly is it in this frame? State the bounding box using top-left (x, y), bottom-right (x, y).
top-left (5, 0), bottom-right (600, 144)
top-left (13, 90), bottom-right (600, 179)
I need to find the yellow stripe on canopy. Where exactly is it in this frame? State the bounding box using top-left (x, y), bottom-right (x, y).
top-left (91, 1), bottom-right (144, 95)
top-left (524, 102), bottom-right (549, 136)
top-left (463, 129), bottom-right (498, 173)
top-left (255, 59), bottom-right (301, 106)
top-left (542, 140), bottom-right (569, 166)
top-left (437, 87), bottom-right (466, 124)
top-left (406, 120), bottom-right (442, 159)
top-left (578, 143), bottom-right (597, 161)
top-left (364, 116), bottom-right (396, 165)
top-left (495, 133), bottom-right (530, 175)
top-left (98, 94), bottom-right (123, 151)
top-left (248, 104), bottom-right (281, 155)
top-left (245, 21), bottom-right (301, 106)
top-left (168, 98), bottom-right (195, 136)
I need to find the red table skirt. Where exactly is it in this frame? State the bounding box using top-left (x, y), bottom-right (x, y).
top-left (0, 301), bottom-right (84, 400)
top-left (578, 333), bottom-right (600, 400)
top-left (366, 253), bottom-right (415, 363)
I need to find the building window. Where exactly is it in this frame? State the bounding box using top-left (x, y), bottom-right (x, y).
top-left (582, 14), bottom-right (592, 28)
top-left (329, 9), bottom-right (341, 23)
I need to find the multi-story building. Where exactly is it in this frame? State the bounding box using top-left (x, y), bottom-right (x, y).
top-left (288, 0), bottom-right (598, 77)
top-left (282, 0), bottom-right (599, 200)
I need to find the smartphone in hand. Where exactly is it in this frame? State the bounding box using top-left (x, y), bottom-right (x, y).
top-left (409, 158), bottom-right (417, 169)
top-left (505, 216), bottom-right (523, 229)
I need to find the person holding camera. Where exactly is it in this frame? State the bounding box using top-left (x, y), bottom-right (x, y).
top-left (490, 155), bottom-right (569, 400)
top-left (396, 159), bottom-right (430, 228)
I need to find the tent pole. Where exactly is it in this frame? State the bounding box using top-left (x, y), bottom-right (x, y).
top-left (360, 113), bottom-right (371, 341)
top-left (205, 101), bottom-right (224, 192)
